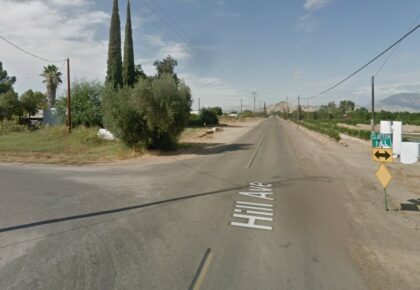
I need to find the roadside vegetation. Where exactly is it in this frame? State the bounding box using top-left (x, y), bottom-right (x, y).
top-left (0, 126), bottom-right (134, 164)
top-left (275, 100), bottom-right (418, 141)
top-left (0, 0), bottom-right (196, 163)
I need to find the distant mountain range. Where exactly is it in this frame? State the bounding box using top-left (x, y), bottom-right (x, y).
top-left (377, 93), bottom-right (420, 112)
top-left (266, 93), bottom-right (420, 113)
top-left (267, 101), bottom-right (318, 113)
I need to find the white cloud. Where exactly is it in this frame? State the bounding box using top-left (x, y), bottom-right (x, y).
top-left (296, 14), bottom-right (319, 32)
top-left (179, 73), bottom-right (241, 109)
top-left (297, 0), bottom-right (333, 33)
top-left (304, 0), bottom-right (332, 12)
top-left (144, 34), bottom-right (190, 61)
top-left (49, 0), bottom-right (89, 7)
top-left (293, 69), bottom-right (304, 80)
top-left (213, 11), bottom-right (240, 17)
top-left (0, 0), bottom-right (109, 94)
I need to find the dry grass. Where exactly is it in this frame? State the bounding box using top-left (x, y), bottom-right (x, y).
top-left (0, 126), bottom-right (144, 165)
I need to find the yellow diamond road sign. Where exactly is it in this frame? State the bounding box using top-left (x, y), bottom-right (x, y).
top-left (376, 164), bottom-right (392, 188)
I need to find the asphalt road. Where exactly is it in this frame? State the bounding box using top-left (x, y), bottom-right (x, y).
top-left (0, 117), bottom-right (367, 290)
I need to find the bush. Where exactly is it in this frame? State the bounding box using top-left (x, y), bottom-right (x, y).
top-left (199, 107), bottom-right (219, 125)
top-left (188, 114), bottom-right (204, 127)
top-left (209, 106), bottom-right (223, 117)
top-left (0, 120), bottom-right (27, 135)
top-left (337, 126), bottom-right (370, 140)
top-left (240, 110), bottom-right (254, 118)
top-left (103, 86), bottom-right (148, 147)
top-left (103, 74), bottom-right (192, 149)
top-left (293, 119), bottom-right (341, 141)
top-left (142, 75), bottom-right (192, 149)
top-left (57, 80), bottom-right (104, 128)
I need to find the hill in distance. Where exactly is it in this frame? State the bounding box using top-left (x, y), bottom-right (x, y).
top-left (377, 93), bottom-right (420, 112)
top-left (267, 101), bottom-right (318, 113)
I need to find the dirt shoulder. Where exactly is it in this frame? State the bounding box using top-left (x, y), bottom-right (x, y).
top-left (112, 118), bottom-right (264, 167)
top-left (281, 118), bottom-right (420, 290)
top-left (0, 119), bottom-right (263, 166)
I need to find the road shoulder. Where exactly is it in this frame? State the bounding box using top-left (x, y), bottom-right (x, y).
top-left (280, 118), bottom-right (420, 290)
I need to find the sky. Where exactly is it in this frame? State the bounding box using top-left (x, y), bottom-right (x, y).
top-left (1, 0), bottom-right (420, 111)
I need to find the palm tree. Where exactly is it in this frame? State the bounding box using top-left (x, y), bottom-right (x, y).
top-left (40, 65), bottom-right (62, 109)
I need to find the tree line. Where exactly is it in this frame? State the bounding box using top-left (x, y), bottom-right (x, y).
top-left (282, 100), bottom-right (420, 126)
top-left (1, 0), bottom-right (196, 151)
top-left (0, 61), bottom-right (64, 124)
top-left (102, 0), bottom-right (192, 149)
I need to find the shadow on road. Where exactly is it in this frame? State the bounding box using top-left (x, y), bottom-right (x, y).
top-left (163, 143), bottom-right (253, 156)
top-left (0, 176), bottom-right (333, 234)
top-left (400, 199), bottom-right (420, 212)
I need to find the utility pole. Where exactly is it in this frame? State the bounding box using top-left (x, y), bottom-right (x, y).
top-left (297, 95), bottom-right (300, 121)
top-left (66, 58), bottom-right (71, 133)
top-left (198, 97), bottom-right (201, 111)
top-left (371, 76), bottom-right (375, 132)
top-left (252, 91), bottom-right (257, 118)
top-left (286, 95), bottom-right (289, 120)
top-left (307, 97), bottom-right (310, 120)
top-left (240, 97), bottom-right (243, 115)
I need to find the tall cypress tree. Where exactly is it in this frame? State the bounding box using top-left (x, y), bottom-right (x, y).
top-left (106, 0), bottom-right (123, 89)
top-left (122, 0), bottom-right (135, 87)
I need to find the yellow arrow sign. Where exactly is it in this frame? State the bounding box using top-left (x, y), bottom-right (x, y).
top-left (376, 164), bottom-right (392, 188)
top-left (372, 148), bottom-right (393, 163)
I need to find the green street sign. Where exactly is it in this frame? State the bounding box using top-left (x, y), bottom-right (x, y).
top-left (371, 132), bottom-right (392, 149)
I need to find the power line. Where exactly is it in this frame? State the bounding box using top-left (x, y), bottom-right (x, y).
top-left (0, 35), bottom-right (66, 63)
top-left (143, 0), bottom-right (245, 92)
top-left (130, 2), bottom-right (217, 80)
top-left (374, 11), bottom-right (420, 76)
top-left (311, 24), bottom-right (420, 98)
top-left (132, 0), bottom-right (249, 95)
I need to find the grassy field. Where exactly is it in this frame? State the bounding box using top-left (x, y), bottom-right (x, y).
top-left (0, 126), bottom-right (143, 164)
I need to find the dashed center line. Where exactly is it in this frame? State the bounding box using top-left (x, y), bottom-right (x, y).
top-left (246, 135), bottom-right (266, 169)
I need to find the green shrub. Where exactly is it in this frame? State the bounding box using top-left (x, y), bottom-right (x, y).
top-left (103, 74), bottom-right (192, 150)
top-left (57, 80), bottom-right (103, 128)
top-left (293, 120), bottom-right (341, 141)
top-left (103, 86), bottom-right (148, 147)
top-left (199, 107), bottom-right (219, 125)
top-left (209, 106), bottom-right (223, 117)
top-left (142, 75), bottom-right (192, 149)
top-left (241, 110), bottom-right (254, 118)
top-left (188, 114), bottom-right (204, 127)
top-left (0, 120), bottom-right (27, 135)
top-left (337, 126), bottom-right (370, 140)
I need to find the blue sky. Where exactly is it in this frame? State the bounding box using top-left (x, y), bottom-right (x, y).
top-left (1, 0), bottom-right (420, 111)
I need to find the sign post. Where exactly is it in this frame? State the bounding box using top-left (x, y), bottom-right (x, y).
top-left (371, 131), bottom-right (393, 211)
top-left (375, 164), bottom-right (392, 211)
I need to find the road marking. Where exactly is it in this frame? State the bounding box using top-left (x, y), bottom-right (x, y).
top-left (246, 135), bottom-right (266, 168)
top-left (189, 248), bottom-right (214, 290)
top-left (234, 208), bottom-right (273, 216)
top-left (242, 210), bottom-right (273, 217)
top-left (235, 205), bottom-right (273, 211)
top-left (231, 214), bottom-right (273, 230)
top-left (239, 191), bottom-right (273, 200)
top-left (230, 182), bottom-right (274, 231)
top-left (237, 201), bottom-right (272, 207)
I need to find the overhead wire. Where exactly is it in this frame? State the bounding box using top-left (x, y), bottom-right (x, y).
top-left (130, 2), bottom-right (218, 80)
top-left (374, 11), bottom-right (420, 76)
top-left (143, 0), bottom-right (245, 91)
top-left (0, 35), bottom-right (67, 63)
top-left (131, 0), bottom-right (250, 96)
top-left (310, 24), bottom-right (420, 99)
